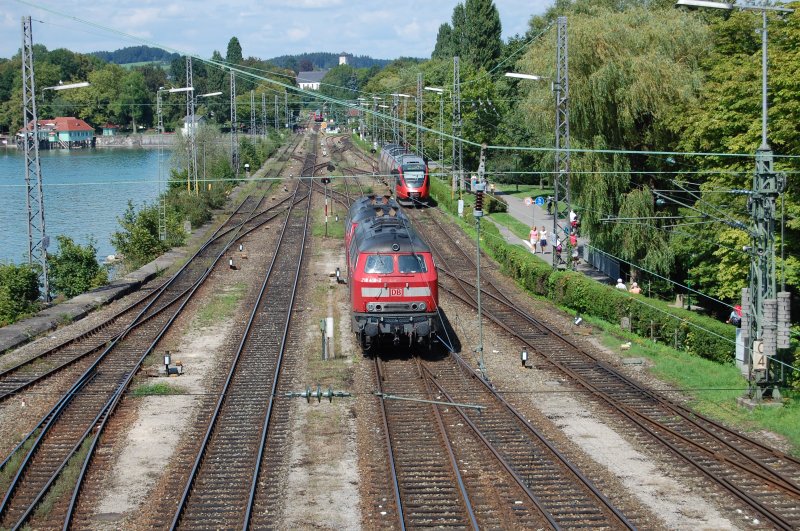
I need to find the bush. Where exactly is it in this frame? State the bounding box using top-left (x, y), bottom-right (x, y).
top-left (431, 178), bottom-right (737, 363)
top-left (0, 263), bottom-right (40, 325)
top-left (47, 236), bottom-right (108, 298)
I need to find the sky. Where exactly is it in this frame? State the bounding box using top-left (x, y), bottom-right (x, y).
top-left (2, 0), bottom-right (552, 61)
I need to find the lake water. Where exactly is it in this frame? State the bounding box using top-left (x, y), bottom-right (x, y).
top-left (0, 148), bottom-right (165, 264)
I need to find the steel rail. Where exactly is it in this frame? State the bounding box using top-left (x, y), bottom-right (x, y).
top-left (0, 192), bottom-right (265, 522)
top-left (373, 357), bottom-right (407, 531)
top-left (64, 196), bottom-right (306, 530)
top-left (422, 208), bottom-right (799, 529)
top-left (415, 357), bottom-right (480, 530)
top-left (2, 192), bottom-right (274, 529)
top-left (170, 134), bottom-right (316, 530)
top-left (244, 178), bottom-right (312, 529)
top-left (426, 207), bottom-right (800, 483)
top-left (419, 361), bottom-right (564, 530)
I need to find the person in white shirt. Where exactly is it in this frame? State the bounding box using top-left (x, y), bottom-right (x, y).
top-left (615, 278), bottom-right (627, 290)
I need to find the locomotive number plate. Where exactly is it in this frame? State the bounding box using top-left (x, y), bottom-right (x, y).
top-left (389, 287), bottom-right (404, 297)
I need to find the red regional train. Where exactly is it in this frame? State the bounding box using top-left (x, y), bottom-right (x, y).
top-left (378, 144), bottom-right (430, 206)
top-left (313, 110), bottom-right (324, 122)
top-left (345, 196), bottom-right (439, 349)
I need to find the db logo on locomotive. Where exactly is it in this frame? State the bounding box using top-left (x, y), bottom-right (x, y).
top-left (389, 287), bottom-right (403, 297)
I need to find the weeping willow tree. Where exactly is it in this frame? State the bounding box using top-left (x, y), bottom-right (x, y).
top-left (509, 6), bottom-right (710, 275)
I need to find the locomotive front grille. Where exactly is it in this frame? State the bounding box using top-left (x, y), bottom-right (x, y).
top-left (367, 301), bottom-right (427, 312)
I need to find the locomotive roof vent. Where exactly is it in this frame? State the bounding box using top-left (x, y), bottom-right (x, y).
top-left (392, 243), bottom-right (400, 251)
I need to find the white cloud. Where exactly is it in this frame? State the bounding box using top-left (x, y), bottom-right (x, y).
top-left (286, 27), bottom-right (310, 42)
top-left (1, 0), bottom-right (548, 60)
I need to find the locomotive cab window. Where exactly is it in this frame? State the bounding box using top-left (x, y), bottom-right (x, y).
top-left (398, 254), bottom-right (427, 273)
top-left (364, 255), bottom-right (394, 274)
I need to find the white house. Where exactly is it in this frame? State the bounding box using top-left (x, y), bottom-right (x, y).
top-left (296, 70), bottom-right (329, 91)
top-left (181, 115), bottom-right (207, 135)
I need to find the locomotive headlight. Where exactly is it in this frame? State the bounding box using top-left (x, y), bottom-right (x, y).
top-left (418, 302), bottom-right (426, 311)
top-left (367, 303), bottom-right (375, 311)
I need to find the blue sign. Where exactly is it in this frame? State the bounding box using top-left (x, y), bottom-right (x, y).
top-left (534, 196), bottom-right (545, 206)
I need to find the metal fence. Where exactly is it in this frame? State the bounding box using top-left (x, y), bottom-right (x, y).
top-left (583, 244), bottom-right (620, 282)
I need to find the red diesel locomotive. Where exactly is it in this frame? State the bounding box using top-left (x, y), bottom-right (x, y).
top-left (345, 196), bottom-right (439, 348)
top-left (378, 144), bottom-right (430, 206)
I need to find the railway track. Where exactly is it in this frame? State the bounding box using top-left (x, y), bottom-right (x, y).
top-left (0, 135), bottom-right (306, 409)
top-left (0, 135), bottom-right (305, 530)
top-left (415, 207), bottom-right (800, 530)
top-left (374, 352), bottom-right (615, 529)
top-left (169, 177), bottom-right (312, 530)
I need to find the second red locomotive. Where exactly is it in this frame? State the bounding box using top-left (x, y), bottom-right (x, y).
top-left (378, 144), bottom-right (430, 206)
top-left (345, 195), bottom-right (439, 349)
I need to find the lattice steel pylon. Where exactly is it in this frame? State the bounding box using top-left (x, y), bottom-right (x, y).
top-left (156, 89), bottom-right (167, 241)
top-left (230, 70), bottom-right (239, 178)
top-left (20, 16), bottom-right (49, 301)
top-left (186, 57), bottom-right (198, 194)
top-left (274, 95), bottom-right (279, 131)
top-left (552, 16), bottom-right (571, 268)
top-left (250, 90), bottom-right (256, 136)
top-left (261, 92), bottom-right (267, 137)
top-left (392, 93), bottom-right (400, 145)
top-left (284, 89), bottom-right (289, 128)
top-left (416, 73), bottom-right (423, 154)
top-left (452, 56), bottom-right (464, 195)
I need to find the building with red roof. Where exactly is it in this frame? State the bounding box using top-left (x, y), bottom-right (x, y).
top-left (19, 116), bottom-right (95, 148)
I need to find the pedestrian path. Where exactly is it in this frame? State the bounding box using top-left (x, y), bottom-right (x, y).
top-left (491, 191), bottom-right (612, 284)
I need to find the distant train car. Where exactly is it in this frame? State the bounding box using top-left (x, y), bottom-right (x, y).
top-left (378, 144), bottom-right (430, 206)
top-left (313, 110), bottom-right (324, 122)
top-left (345, 197), bottom-right (439, 349)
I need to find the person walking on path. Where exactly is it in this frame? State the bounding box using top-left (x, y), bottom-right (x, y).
top-left (529, 226), bottom-right (539, 253)
top-left (616, 278), bottom-right (627, 290)
top-left (539, 226), bottom-right (548, 253)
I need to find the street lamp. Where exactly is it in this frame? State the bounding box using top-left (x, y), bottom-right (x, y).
top-left (425, 87), bottom-right (445, 181)
top-left (675, 0), bottom-right (794, 399)
top-left (504, 72), bottom-right (545, 81)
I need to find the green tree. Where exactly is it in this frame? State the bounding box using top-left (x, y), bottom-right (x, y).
top-left (451, 3), bottom-right (467, 58)
top-left (464, 0), bottom-right (503, 70)
top-left (47, 236), bottom-right (108, 298)
top-left (226, 37), bottom-right (243, 65)
top-left (0, 263), bottom-right (40, 326)
top-left (117, 70), bottom-right (150, 131)
top-left (512, 7), bottom-right (710, 274)
top-left (432, 23), bottom-right (454, 60)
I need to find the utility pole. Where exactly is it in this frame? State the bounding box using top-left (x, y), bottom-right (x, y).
top-left (452, 56), bottom-right (464, 197)
top-left (284, 89), bottom-right (289, 129)
top-left (230, 70), bottom-right (239, 178)
top-left (186, 57), bottom-right (198, 194)
top-left (392, 93), bottom-right (400, 145)
top-left (474, 144), bottom-right (488, 379)
top-left (416, 73), bottom-right (423, 154)
top-left (743, 8), bottom-right (792, 400)
top-left (274, 95), bottom-right (279, 131)
top-left (156, 89), bottom-right (167, 241)
top-left (20, 16), bottom-right (49, 301)
top-left (553, 16), bottom-right (571, 268)
top-left (372, 97), bottom-right (379, 149)
top-left (250, 90), bottom-right (255, 136)
top-left (261, 92), bottom-right (267, 137)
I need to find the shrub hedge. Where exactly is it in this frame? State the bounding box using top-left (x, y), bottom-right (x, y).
top-left (430, 177), bottom-right (736, 364)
